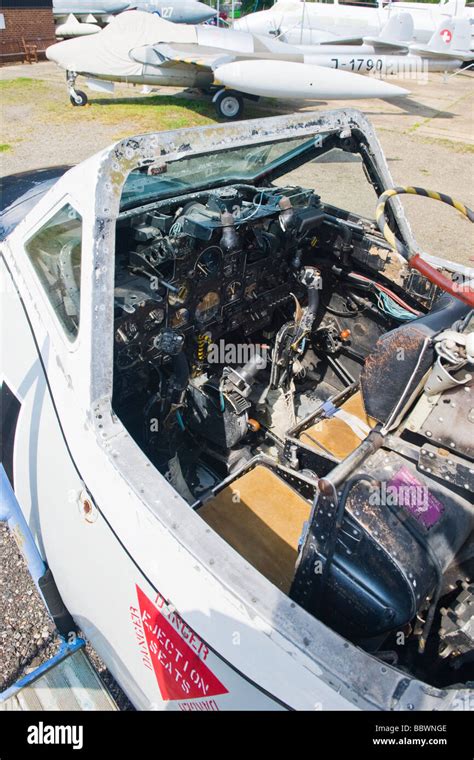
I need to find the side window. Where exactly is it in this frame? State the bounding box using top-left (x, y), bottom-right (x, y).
top-left (25, 204), bottom-right (82, 339)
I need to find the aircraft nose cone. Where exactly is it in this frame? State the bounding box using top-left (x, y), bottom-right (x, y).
top-left (375, 81), bottom-right (410, 98)
top-left (189, 3), bottom-right (217, 22)
top-left (46, 42), bottom-right (63, 65)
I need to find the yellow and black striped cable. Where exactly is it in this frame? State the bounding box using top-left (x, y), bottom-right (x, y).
top-left (375, 186), bottom-right (474, 308)
top-left (375, 185), bottom-right (474, 259)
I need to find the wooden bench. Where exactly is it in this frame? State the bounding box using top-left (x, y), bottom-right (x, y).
top-left (0, 37), bottom-right (56, 65)
top-left (22, 37), bottom-right (38, 64)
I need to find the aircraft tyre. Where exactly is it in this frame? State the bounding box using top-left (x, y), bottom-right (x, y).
top-left (70, 90), bottom-right (88, 107)
top-left (214, 90), bottom-right (243, 120)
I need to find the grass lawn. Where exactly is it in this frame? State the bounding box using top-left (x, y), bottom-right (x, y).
top-left (0, 77), bottom-right (266, 156)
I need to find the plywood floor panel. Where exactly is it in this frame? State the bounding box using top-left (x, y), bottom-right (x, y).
top-left (299, 391), bottom-right (376, 459)
top-left (199, 466), bottom-right (311, 593)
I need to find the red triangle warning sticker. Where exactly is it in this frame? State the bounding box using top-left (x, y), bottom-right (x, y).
top-left (135, 585), bottom-right (228, 701)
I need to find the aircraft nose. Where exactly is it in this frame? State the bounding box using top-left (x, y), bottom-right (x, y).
top-left (190, 2), bottom-right (217, 22)
top-left (46, 42), bottom-right (64, 65)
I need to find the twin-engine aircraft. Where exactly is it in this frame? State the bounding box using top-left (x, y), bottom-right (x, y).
top-left (46, 10), bottom-right (410, 119)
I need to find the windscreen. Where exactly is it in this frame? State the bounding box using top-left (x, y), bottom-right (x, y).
top-left (120, 134), bottom-right (328, 210)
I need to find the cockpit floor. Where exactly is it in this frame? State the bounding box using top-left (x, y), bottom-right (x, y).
top-left (299, 391), bottom-right (376, 459)
top-left (199, 465), bottom-right (311, 593)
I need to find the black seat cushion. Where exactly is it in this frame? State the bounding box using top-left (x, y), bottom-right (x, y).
top-left (360, 294), bottom-right (470, 424)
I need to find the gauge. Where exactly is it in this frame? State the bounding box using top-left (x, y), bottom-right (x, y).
top-left (115, 321), bottom-right (138, 345)
top-left (170, 308), bottom-right (189, 328)
top-left (225, 281), bottom-right (242, 302)
top-left (143, 308), bottom-right (165, 330)
top-left (244, 282), bottom-right (257, 301)
top-left (223, 262), bottom-right (235, 278)
top-left (168, 281), bottom-right (190, 305)
top-left (196, 247), bottom-right (221, 279)
top-left (195, 291), bottom-right (220, 323)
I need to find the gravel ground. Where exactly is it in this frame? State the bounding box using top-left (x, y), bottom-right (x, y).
top-left (0, 61), bottom-right (472, 709)
top-left (0, 524), bottom-right (133, 710)
top-left (0, 524), bottom-right (58, 691)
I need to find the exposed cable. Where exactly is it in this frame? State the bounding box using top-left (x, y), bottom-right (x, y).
top-left (375, 186), bottom-right (474, 308)
top-left (349, 271), bottom-right (421, 314)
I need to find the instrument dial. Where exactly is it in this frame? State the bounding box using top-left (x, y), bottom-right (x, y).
top-left (143, 307), bottom-right (165, 330)
top-left (244, 282), bottom-right (257, 301)
top-left (225, 280), bottom-right (242, 302)
top-left (168, 281), bottom-right (190, 305)
top-left (195, 291), bottom-right (220, 323)
top-left (196, 247), bottom-right (221, 279)
top-left (170, 308), bottom-right (189, 328)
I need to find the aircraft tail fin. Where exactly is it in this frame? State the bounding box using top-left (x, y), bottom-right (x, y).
top-left (409, 17), bottom-right (473, 60)
top-left (363, 13), bottom-right (414, 50)
top-left (437, 0), bottom-right (467, 18)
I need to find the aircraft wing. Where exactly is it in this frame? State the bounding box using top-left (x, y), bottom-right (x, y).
top-left (362, 38), bottom-right (409, 51)
top-left (319, 37), bottom-right (363, 46)
top-left (130, 43), bottom-right (235, 70)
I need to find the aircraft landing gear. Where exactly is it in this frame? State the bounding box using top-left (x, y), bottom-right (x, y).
top-left (70, 90), bottom-right (88, 107)
top-left (213, 89), bottom-right (244, 120)
top-left (67, 70), bottom-right (88, 107)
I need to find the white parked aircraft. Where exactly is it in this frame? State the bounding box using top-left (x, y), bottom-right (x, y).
top-left (235, 0), bottom-right (474, 50)
top-left (54, 0), bottom-right (218, 38)
top-left (46, 10), bottom-right (409, 118)
top-left (297, 15), bottom-right (473, 75)
top-left (1, 110), bottom-right (473, 710)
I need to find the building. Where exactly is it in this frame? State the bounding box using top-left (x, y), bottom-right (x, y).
top-left (0, 0), bottom-right (56, 64)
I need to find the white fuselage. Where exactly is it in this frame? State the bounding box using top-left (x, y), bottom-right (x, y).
top-left (234, 0), bottom-right (474, 48)
top-left (1, 112), bottom-right (473, 712)
top-left (300, 48), bottom-right (462, 74)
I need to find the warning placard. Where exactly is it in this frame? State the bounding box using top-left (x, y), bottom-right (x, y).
top-left (135, 585), bottom-right (228, 701)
